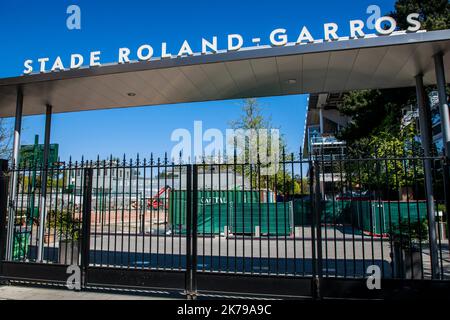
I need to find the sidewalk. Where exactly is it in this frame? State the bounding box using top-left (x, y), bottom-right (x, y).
top-left (0, 285), bottom-right (180, 300)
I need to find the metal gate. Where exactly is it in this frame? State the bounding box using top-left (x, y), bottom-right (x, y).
top-left (1, 153), bottom-right (450, 299)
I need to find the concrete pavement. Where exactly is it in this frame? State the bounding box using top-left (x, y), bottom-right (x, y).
top-left (0, 285), bottom-right (181, 300)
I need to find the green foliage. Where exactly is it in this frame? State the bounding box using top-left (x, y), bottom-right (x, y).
top-left (342, 122), bottom-right (424, 194)
top-left (391, 0), bottom-right (450, 31)
top-left (229, 98), bottom-right (271, 130)
top-left (391, 218), bottom-right (429, 250)
top-left (230, 99), bottom-right (305, 195)
top-left (337, 88), bottom-right (416, 152)
top-left (437, 203), bottom-right (447, 213)
top-left (47, 210), bottom-right (81, 241)
top-left (337, 1), bottom-right (450, 155)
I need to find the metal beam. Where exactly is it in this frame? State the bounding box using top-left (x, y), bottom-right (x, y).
top-left (415, 74), bottom-right (440, 279)
top-left (36, 104), bottom-right (52, 262)
top-left (434, 53), bottom-right (450, 158)
top-left (6, 87), bottom-right (23, 260)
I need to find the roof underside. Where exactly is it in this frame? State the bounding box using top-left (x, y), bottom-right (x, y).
top-left (0, 30), bottom-right (449, 118)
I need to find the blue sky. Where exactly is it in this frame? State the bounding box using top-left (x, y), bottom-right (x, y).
top-left (0, 0), bottom-right (396, 161)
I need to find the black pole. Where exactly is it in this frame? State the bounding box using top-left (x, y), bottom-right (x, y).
top-left (191, 164), bottom-right (198, 298)
top-left (37, 104), bottom-right (53, 262)
top-left (185, 165), bottom-right (192, 298)
top-left (314, 161), bottom-right (323, 299)
top-left (415, 74), bottom-right (440, 279)
top-left (6, 87), bottom-right (23, 260)
top-left (81, 168), bottom-right (93, 289)
top-left (434, 53), bottom-right (450, 158)
top-left (0, 160), bottom-right (9, 277)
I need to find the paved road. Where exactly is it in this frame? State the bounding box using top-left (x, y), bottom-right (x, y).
top-left (0, 285), bottom-right (179, 300)
top-left (29, 226), bottom-right (449, 279)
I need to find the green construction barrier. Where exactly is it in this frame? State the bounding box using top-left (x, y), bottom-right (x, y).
top-left (230, 203), bottom-right (292, 236)
top-left (351, 201), bottom-right (428, 235)
top-left (13, 231), bottom-right (30, 261)
top-left (168, 190), bottom-right (288, 235)
top-left (292, 199), bottom-right (351, 226)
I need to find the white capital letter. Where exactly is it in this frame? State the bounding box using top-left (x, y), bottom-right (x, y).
top-left (38, 57), bottom-right (49, 73)
top-left (407, 13), bottom-right (421, 32)
top-left (375, 16), bottom-right (397, 35)
top-left (296, 26), bottom-right (314, 44)
top-left (51, 56), bottom-right (65, 72)
top-left (70, 54), bottom-right (83, 69)
top-left (178, 40), bottom-right (194, 57)
top-left (118, 48), bottom-right (131, 64)
top-left (90, 51), bottom-right (101, 67)
top-left (137, 45), bottom-right (154, 61)
top-left (270, 28), bottom-right (288, 47)
top-left (324, 23), bottom-right (339, 41)
top-left (202, 37), bottom-right (218, 54)
top-left (23, 60), bottom-right (33, 75)
top-left (161, 42), bottom-right (172, 59)
top-left (228, 34), bottom-right (243, 52)
top-left (350, 20), bottom-right (365, 39)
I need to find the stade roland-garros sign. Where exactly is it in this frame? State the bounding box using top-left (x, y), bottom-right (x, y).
top-left (23, 13), bottom-right (424, 75)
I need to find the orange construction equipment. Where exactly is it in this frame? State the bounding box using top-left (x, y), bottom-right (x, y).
top-left (147, 186), bottom-right (171, 210)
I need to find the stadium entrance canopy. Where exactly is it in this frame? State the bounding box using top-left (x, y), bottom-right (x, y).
top-left (0, 30), bottom-right (449, 117)
top-left (0, 28), bottom-right (449, 162)
top-left (0, 21), bottom-right (449, 267)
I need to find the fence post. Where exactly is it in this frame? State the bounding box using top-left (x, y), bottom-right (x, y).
top-left (0, 160), bottom-right (9, 279)
top-left (80, 168), bottom-right (93, 289)
top-left (191, 164), bottom-right (198, 298)
top-left (312, 161), bottom-right (323, 299)
top-left (443, 158), bottom-right (450, 249)
top-left (185, 164), bottom-right (198, 300)
top-left (185, 165), bottom-right (192, 298)
top-left (314, 161), bottom-right (323, 299)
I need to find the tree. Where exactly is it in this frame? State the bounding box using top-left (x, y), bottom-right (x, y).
top-left (391, 0), bottom-right (450, 31)
top-left (0, 119), bottom-right (13, 160)
top-left (229, 98), bottom-right (270, 131)
top-left (337, 1), bottom-right (450, 156)
top-left (230, 99), bottom-right (304, 195)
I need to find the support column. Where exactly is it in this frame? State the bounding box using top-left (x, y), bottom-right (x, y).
top-left (415, 74), bottom-right (440, 279)
top-left (37, 104), bottom-right (52, 262)
top-left (319, 108), bottom-right (324, 135)
top-left (6, 87), bottom-right (23, 260)
top-left (434, 53), bottom-right (450, 158)
top-left (434, 52), bottom-right (450, 264)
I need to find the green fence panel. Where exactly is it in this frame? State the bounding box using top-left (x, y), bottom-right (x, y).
top-left (292, 199), bottom-right (351, 226)
top-left (230, 203), bottom-right (292, 236)
top-left (13, 231), bottom-right (30, 261)
top-left (168, 190), bottom-right (290, 235)
top-left (351, 201), bottom-right (428, 235)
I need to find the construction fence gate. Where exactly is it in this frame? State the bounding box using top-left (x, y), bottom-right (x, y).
top-left (0, 154), bottom-right (449, 299)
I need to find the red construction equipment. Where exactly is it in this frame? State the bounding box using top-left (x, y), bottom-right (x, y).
top-left (147, 185), bottom-right (171, 210)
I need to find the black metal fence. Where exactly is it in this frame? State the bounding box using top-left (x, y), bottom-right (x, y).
top-left (0, 152), bottom-right (449, 298)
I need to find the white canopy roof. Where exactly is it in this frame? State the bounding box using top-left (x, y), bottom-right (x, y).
top-left (0, 29), bottom-right (449, 118)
